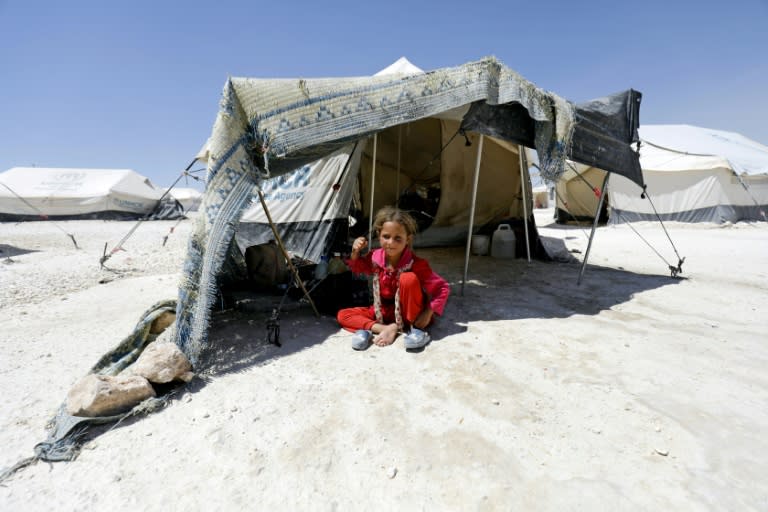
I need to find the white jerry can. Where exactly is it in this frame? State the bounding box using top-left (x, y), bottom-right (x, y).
top-left (491, 224), bottom-right (516, 259)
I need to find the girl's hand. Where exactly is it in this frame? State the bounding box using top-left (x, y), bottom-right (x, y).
top-left (414, 308), bottom-right (433, 329)
top-left (351, 236), bottom-right (368, 258)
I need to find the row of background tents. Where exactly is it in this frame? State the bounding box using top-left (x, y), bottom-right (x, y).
top-left (0, 167), bottom-right (202, 221)
top-left (555, 124), bottom-right (768, 224)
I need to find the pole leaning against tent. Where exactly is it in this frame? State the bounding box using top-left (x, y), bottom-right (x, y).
top-left (518, 145), bottom-right (531, 262)
top-left (368, 133), bottom-right (378, 243)
top-left (577, 173), bottom-right (610, 285)
top-left (461, 134), bottom-right (484, 296)
top-left (257, 190), bottom-right (320, 317)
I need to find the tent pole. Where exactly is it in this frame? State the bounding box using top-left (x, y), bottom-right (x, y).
top-left (396, 125), bottom-right (402, 203)
top-left (462, 134), bottom-right (484, 296)
top-left (518, 145), bottom-right (532, 262)
top-left (577, 173), bottom-right (610, 286)
top-left (258, 189), bottom-right (320, 317)
top-left (368, 133), bottom-right (378, 243)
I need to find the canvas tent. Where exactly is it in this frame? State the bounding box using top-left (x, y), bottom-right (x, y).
top-left (0, 167), bottom-right (180, 221)
top-left (555, 125), bottom-right (768, 224)
top-left (175, 56), bottom-right (643, 363)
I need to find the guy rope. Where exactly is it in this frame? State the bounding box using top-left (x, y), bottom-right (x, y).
top-left (0, 182), bottom-right (79, 248)
top-left (99, 162), bottom-right (203, 268)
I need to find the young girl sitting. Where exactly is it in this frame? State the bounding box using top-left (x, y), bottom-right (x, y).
top-left (336, 206), bottom-right (450, 351)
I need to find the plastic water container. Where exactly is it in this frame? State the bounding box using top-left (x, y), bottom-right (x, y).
top-left (314, 255), bottom-right (329, 279)
top-left (491, 224), bottom-right (516, 259)
top-left (327, 252), bottom-right (348, 274)
top-left (471, 235), bottom-right (490, 256)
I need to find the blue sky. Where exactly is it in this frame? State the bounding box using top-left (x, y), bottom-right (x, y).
top-left (1, 0), bottom-right (766, 188)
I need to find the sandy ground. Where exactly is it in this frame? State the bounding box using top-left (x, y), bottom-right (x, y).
top-left (1, 210), bottom-right (767, 511)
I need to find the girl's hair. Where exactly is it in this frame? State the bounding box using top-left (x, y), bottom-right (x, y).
top-left (373, 206), bottom-right (418, 237)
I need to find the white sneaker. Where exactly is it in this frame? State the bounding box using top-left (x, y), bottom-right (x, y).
top-left (403, 328), bottom-right (431, 351)
top-left (351, 329), bottom-right (372, 350)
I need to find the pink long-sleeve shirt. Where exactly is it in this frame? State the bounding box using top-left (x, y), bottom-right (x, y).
top-left (346, 246), bottom-right (450, 316)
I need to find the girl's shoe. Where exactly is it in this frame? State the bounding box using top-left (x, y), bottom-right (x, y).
top-left (403, 328), bottom-right (431, 351)
top-left (351, 329), bottom-right (372, 350)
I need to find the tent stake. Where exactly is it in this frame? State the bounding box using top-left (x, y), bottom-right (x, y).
top-left (518, 145), bottom-right (532, 262)
top-left (257, 189), bottom-right (320, 317)
top-left (462, 134), bottom-right (484, 296)
top-left (577, 173), bottom-right (610, 285)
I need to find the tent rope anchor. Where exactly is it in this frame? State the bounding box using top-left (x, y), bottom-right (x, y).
top-left (266, 308), bottom-right (281, 347)
top-left (641, 185), bottom-right (687, 277)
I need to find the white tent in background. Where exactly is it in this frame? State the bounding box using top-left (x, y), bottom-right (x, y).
top-left (164, 187), bottom-right (203, 212)
top-left (532, 185), bottom-right (549, 208)
top-left (0, 167), bottom-right (166, 220)
top-left (554, 162), bottom-right (611, 223)
top-left (611, 125), bottom-right (768, 223)
top-left (556, 125), bottom-right (768, 224)
top-left (373, 56), bottom-right (425, 76)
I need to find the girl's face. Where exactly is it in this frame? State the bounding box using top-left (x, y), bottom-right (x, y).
top-left (378, 221), bottom-right (411, 263)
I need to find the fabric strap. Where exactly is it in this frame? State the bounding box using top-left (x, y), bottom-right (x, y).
top-left (371, 259), bottom-right (413, 331)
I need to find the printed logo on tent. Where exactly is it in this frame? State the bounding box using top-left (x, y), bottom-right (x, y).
top-left (262, 165), bottom-right (311, 201)
top-left (36, 172), bottom-right (87, 192)
top-left (113, 198), bottom-right (149, 211)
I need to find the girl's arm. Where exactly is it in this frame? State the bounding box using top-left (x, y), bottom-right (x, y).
top-left (346, 236), bottom-right (374, 274)
top-left (413, 258), bottom-right (450, 316)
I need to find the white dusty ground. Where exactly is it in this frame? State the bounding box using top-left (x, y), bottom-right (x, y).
top-left (1, 210), bottom-right (767, 511)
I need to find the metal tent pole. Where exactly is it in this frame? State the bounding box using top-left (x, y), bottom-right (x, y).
top-left (368, 133), bottom-right (378, 243)
top-left (462, 134), bottom-right (484, 296)
top-left (518, 145), bottom-right (531, 262)
top-left (396, 125), bottom-right (401, 203)
top-left (577, 173), bottom-right (610, 286)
